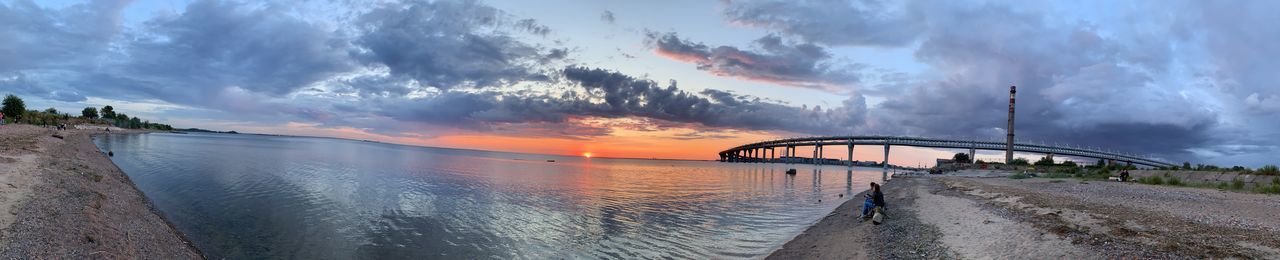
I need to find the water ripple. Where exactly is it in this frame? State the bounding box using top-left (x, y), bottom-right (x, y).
top-left (97, 133), bottom-right (889, 259)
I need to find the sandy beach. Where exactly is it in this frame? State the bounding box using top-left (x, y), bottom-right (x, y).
top-left (770, 172), bottom-right (1280, 259)
top-left (0, 124), bottom-right (201, 259)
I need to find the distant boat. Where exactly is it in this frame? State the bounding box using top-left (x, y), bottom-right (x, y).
top-left (546, 159), bottom-right (556, 162)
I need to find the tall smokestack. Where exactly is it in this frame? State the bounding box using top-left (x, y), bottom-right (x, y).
top-left (1006, 85), bottom-right (1016, 164)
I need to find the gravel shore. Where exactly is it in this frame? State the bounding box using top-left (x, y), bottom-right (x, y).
top-left (768, 172), bottom-right (1280, 259)
top-left (768, 178), bottom-right (955, 259)
top-left (0, 124), bottom-right (201, 259)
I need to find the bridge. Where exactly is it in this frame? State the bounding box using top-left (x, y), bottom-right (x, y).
top-left (717, 136), bottom-right (1175, 169)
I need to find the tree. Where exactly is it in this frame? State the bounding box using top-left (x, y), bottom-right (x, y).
top-left (43, 107), bottom-right (58, 114)
top-left (1062, 161), bottom-right (1078, 167)
top-left (114, 113), bottom-right (128, 127)
top-left (1010, 158), bottom-right (1030, 166)
top-left (1096, 159), bottom-right (1106, 167)
top-left (82, 107), bottom-right (99, 119)
top-left (1182, 161), bottom-right (1192, 170)
top-left (2, 94), bottom-right (25, 120)
top-left (101, 105), bottom-right (116, 119)
top-left (129, 116), bottom-right (142, 129)
top-left (952, 153), bottom-right (971, 163)
top-left (1034, 156), bottom-right (1055, 166)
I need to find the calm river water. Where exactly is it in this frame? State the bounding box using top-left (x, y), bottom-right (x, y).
top-left (94, 133), bottom-right (890, 259)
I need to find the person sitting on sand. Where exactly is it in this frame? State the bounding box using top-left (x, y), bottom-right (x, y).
top-left (860, 182), bottom-right (888, 221)
top-left (859, 183), bottom-right (876, 221)
top-left (871, 183), bottom-right (886, 211)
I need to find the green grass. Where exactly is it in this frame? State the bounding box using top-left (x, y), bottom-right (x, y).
top-left (1009, 172), bottom-right (1031, 179)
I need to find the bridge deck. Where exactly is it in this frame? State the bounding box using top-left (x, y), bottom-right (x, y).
top-left (718, 136), bottom-right (1172, 168)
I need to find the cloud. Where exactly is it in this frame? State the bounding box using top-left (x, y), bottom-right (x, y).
top-left (0, 72), bottom-right (86, 102)
top-left (378, 66), bottom-right (870, 136)
top-left (715, 0), bottom-right (1231, 162)
top-left (601, 10), bottom-right (615, 24)
top-left (353, 0), bottom-right (565, 90)
top-left (119, 0), bottom-right (355, 98)
top-left (0, 0), bottom-right (130, 72)
top-left (4, 0), bottom-right (1280, 166)
top-left (646, 32), bottom-right (860, 91)
top-left (723, 0), bottom-right (924, 47)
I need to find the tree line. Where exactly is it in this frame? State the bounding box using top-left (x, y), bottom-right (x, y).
top-left (2, 94), bottom-right (174, 131)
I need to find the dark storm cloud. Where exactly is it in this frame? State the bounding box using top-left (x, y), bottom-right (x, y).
top-left (354, 0), bottom-right (564, 90)
top-left (381, 67), bottom-right (869, 135)
top-left (646, 32), bottom-right (860, 91)
top-left (723, 0), bottom-right (924, 47)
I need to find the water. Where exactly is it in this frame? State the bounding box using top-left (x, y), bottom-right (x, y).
top-left (94, 133), bottom-right (891, 259)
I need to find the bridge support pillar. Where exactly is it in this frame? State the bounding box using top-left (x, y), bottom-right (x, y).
top-left (969, 144), bottom-right (976, 164)
top-left (847, 140), bottom-right (855, 167)
top-left (883, 143), bottom-right (891, 172)
top-left (1047, 153), bottom-right (1054, 163)
top-left (813, 144), bottom-right (822, 165)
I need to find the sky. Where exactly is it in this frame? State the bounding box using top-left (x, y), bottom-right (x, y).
top-left (2, 0), bottom-right (1278, 167)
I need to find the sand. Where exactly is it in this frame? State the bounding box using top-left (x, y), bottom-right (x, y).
top-left (0, 124), bottom-right (201, 259)
top-left (769, 172), bottom-right (1280, 259)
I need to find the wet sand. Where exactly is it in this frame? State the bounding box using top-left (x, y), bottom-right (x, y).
top-left (0, 124), bottom-right (201, 259)
top-left (770, 173), bottom-right (1280, 259)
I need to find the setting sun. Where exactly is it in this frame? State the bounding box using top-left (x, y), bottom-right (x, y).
top-left (582, 152), bottom-right (593, 158)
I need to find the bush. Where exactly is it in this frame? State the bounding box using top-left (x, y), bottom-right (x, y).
top-left (1231, 178), bottom-right (1246, 190)
top-left (1009, 172), bottom-right (1030, 179)
top-left (1252, 182), bottom-right (1280, 194)
top-left (1138, 176), bottom-right (1165, 185)
top-left (1258, 165), bottom-right (1280, 176)
top-left (1167, 176), bottom-right (1183, 186)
